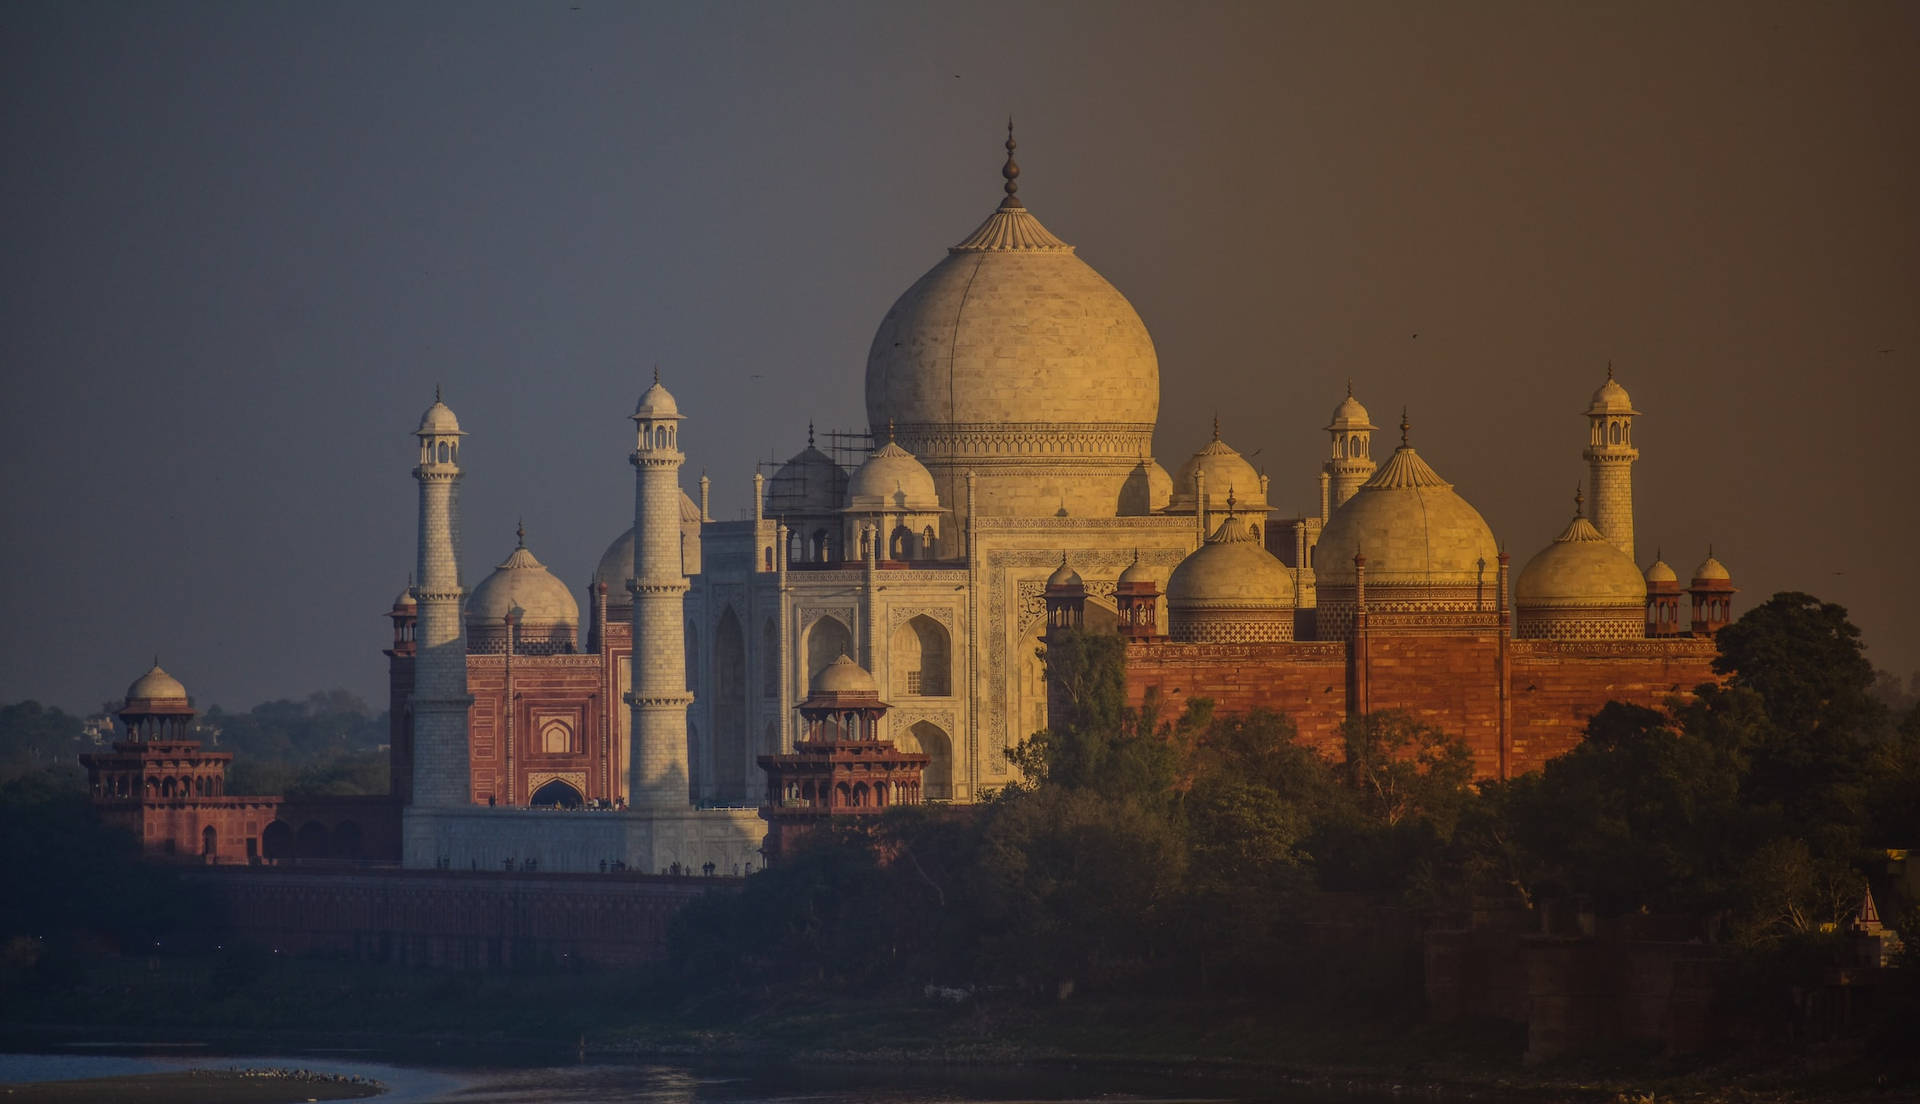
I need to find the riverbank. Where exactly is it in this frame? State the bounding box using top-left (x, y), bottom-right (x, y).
top-left (3, 956), bottom-right (1908, 1102)
top-left (3, 1066), bottom-right (381, 1102)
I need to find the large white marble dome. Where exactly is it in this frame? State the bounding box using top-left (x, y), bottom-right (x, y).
top-left (863, 137), bottom-right (1160, 524)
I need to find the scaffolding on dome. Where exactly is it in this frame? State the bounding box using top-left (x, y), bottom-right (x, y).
top-left (755, 427), bottom-right (872, 520)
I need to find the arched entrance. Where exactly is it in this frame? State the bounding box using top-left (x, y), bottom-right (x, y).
top-left (529, 779), bottom-right (584, 807)
top-left (261, 820), bottom-right (292, 862)
top-left (294, 821), bottom-right (329, 860)
top-left (899, 721), bottom-right (954, 801)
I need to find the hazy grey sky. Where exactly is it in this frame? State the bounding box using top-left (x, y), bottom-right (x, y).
top-left (4, 1), bottom-right (1915, 714)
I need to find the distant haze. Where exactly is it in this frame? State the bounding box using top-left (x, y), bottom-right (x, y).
top-left (3, 1), bottom-right (1915, 713)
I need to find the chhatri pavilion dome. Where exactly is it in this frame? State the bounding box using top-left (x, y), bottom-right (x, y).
top-left (864, 127), bottom-right (1159, 525)
top-left (469, 525), bottom-right (580, 654)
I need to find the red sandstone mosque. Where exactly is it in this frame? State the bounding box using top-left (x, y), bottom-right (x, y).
top-left (91, 130), bottom-right (1739, 868)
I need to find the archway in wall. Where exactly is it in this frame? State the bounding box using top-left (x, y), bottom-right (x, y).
top-left (202, 825), bottom-right (217, 858)
top-left (889, 615), bottom-right (951, 698)
top-left (900, 721), bottom-right (954, 800)
top-left (261, 820), bottom-right (292, 862)
top-left (714, 608), bottom-right (748, 802)
top-left (804, 616), bottom-right (852, 685)
top-left (530, 779), bottom-right (584, 808)
top-left (1012, 601), bottom-right (1118, 751)
top-left (294, 821), bottom-right (329, 860)
top-left (334, 820), bottom-right (364, 858)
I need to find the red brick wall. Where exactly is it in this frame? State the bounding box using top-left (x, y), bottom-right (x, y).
top-left (1124, 641), bottom-right (1350, 752)
top-left (1508, 640), bottom-right (1718, 774)
top-left (1122, 633), bottom-right (1720, 779)
top-left (1360, 629), bottom-right (1507, 777)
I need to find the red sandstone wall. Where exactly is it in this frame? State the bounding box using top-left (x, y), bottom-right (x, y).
top-left (1359, 630), bottom-right (1506, 777)
top-left (1508, 641), bottom-right (1718, 774)
top-left (1124, 634), bottom-right (1719, 780)
top-left (1124, 642), bottom-right (1350, 752)
top-left (468, 658), bottom-right (615, 806)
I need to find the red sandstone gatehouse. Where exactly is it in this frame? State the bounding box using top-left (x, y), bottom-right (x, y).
top-left (758, 655), bottom-right (928, 862)
top-left (81, 663), bottom-right (398, 863)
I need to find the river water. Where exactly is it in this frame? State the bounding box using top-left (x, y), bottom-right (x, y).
top-left (0, 1047), bottom-right (1434, 1102)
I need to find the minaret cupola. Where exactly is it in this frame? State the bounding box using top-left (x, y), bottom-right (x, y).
top-left (1323, 382), bottom-right (1378, 519)
top-left (632, 369), bottom-right (683, 459)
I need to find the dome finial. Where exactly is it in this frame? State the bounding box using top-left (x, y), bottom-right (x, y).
top-left (1574, 484), bottom-right (1584, 516)
top-left (1400, 408), bottom-right (1411, 446)
top-left (1606, 359), bottom-right (1614, 381)
top-left (1211, 413), bottom-right (1220, 442)
top-left (1000, 117), bottom-right (1023, 208)
top-left (886, 418), bottom-right (895, 443)
top-left (435, 382), bottom-right (442, 403)
top-left (516, 518), bottom-right (526, 547)
top-left (1346, 378), bottom-right (1354, 398)
top-left (807, 421), bottom-right (815, 448)
top-left (653, 364), bottom-right (660, 386)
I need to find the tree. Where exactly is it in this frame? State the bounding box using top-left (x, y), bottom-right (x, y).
top-left (1485, 698), bottom-right (1754, 917)
top-left (0, 701), bottom-right (88, 787)
top-left (1714, 592), bottom-right (1881, 738)
top-left (1337, 711), bottom-right (1472, 833)
top-left (1009, 628), bottom-right (1191, 803)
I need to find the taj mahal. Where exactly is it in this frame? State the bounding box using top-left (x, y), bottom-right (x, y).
top-left (376, 129), bottom-right (1734, 874)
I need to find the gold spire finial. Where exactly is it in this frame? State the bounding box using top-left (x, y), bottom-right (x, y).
top-left (886, 418), bottom-right (895, 443)
top-left (1606, 360), bottom-right (1614, 381)
top-left (435, 382), bottom-right (442, 402)
top-left (516, 519), bottom-right (526, 547)
top-left (1400, 409), bottom-right (1411, 446)
top-left (1346, 378), bottom-right (1354, 397)
top-left (652, 364), bottom-right (659, 385)
top-left (1225, 485), bottom-right (1238, 518)
top-left (1212, 413), bottom-right (1221, 441)
top-left (1574, 484), bottom-right (1584, 516)
top-left (807, 421), bottom-right (815, 448)
top-left (1000, 117), bottom-right (1023, 208)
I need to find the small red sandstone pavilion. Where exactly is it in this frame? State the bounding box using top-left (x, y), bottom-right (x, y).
top-left (757, 654), bottom-right (928, 863)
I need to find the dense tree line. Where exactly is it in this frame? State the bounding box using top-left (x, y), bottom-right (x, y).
top-left (0, 690), bottom-right (390, 796)
top-left (668, 592), bottom-right (1920, 1021)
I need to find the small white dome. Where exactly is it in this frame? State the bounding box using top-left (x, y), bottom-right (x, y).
top-left (1644, 558), bottom-right (1678, 585)
top-left (1327, 388), bottom-right (1375, 431)
top-left (125, 662), bottom-right (189, 704)
top-left (1169, 425), bottom-right (1267, 514)
top-left (634, 378), bottom-right (679, 419)
top-left (1586, 371), bottom-right (1637, 415)
top-left (765, 443), bottom-right (847, 516)
top-left (846, 440), bottom-right (940, 511)
top-left (416, 398), bottom-right (462, 436)
top-left (1045, 557), bottom-right (1084, 590)
top-left (1693, 552), bottom-right (1732, 583)
top-left (810, 654), bottom-right (879, 696)
top-left (1118, 456), bottom-right (1173, 515)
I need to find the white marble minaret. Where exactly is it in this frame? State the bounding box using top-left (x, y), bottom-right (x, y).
top-left (626, 374), bottom-right (695, 810)
top-left (1322, 382), bottom-right (1378, 520)
top-left (410, 389), bottom-right (473, 808)
top-left (1582, 366), bottom-right (1639, 563)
